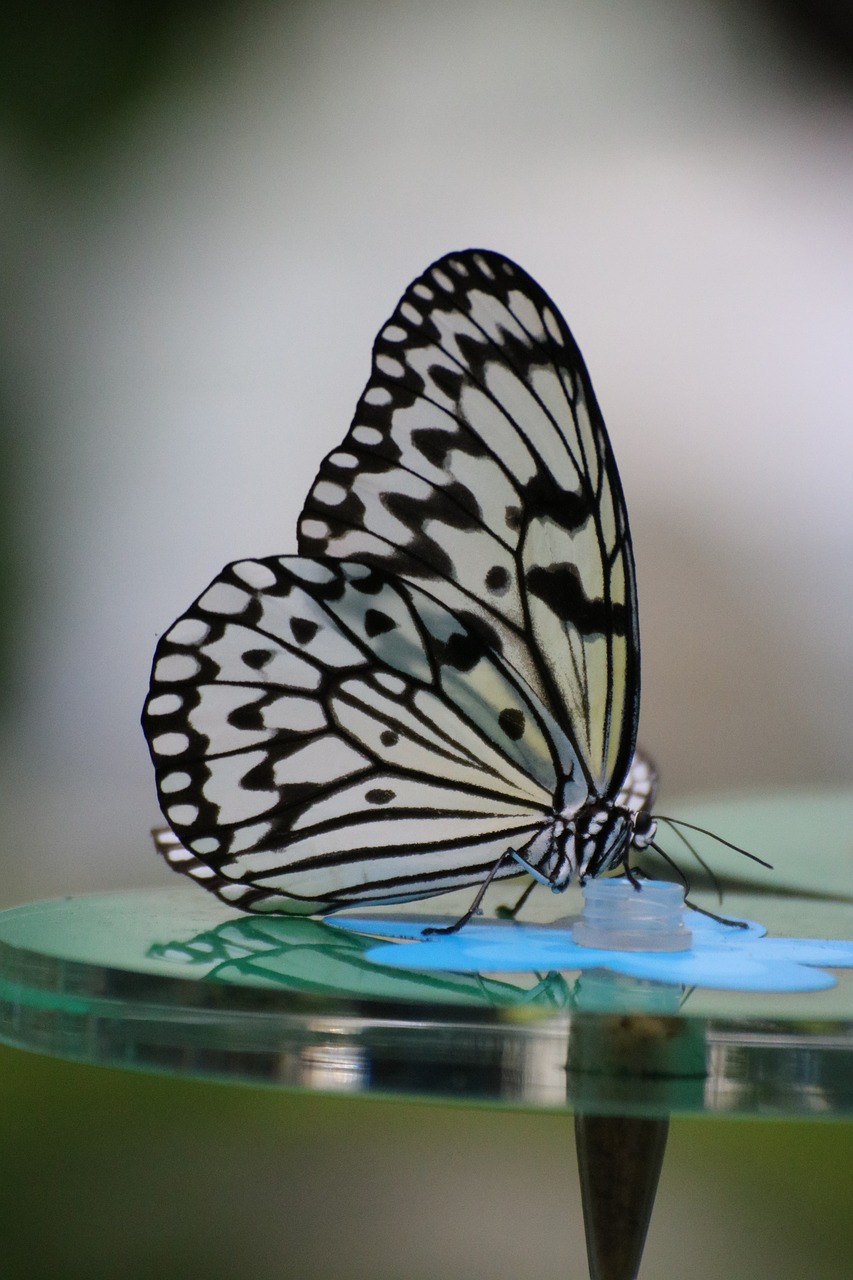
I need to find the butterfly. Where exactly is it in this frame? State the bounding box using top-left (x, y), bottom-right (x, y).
top-left (142, 249), bottom-right (661, 922)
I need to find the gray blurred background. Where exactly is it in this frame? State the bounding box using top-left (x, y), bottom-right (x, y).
top-left (0, 0), bottom-right (851, 907)
top-left (0, 2), bottom-right (851, 1277)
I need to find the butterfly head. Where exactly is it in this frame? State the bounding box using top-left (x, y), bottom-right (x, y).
top-left (513, 800), bottom-right (657, 892)
top-left (573, 799), bottom-right (657, 882)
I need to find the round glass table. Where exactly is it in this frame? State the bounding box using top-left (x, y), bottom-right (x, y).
top-left (1, 790), bottom-right (851, 1280)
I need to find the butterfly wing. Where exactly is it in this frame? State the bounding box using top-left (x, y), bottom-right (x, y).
top-left (614, 751), bottom-right (657, 817)
top-left (298, 249), bottom-right (639, 799)
top-left (143, 555), bottom-right (577, 912)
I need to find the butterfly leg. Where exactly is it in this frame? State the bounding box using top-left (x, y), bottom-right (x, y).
top-left (622, 861), bottom-right (645, 891)
top-left (495, 878), bottom-right (537, 921)
top-left (422, 851), bottom-right (513, 937)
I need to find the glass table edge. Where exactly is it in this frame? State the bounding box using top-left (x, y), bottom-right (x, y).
top-left (2, 965), bottom-right (851, 1120)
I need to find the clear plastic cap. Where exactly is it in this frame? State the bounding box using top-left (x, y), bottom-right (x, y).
top-left (572, 878), bottom-right (692, 952)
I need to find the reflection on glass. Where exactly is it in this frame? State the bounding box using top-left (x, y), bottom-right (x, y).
top-left (298, 1042), bottom-right (367, 1092)
top-left (148, 913), bottom-right (578, 1010)
top-left (703, 1027), bottom-right (848, 1116)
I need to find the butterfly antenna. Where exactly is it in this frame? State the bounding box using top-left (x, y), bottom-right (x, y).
top-left (649, 840), bottom-right (748, 929)
top-left (647, 840), bottom-right (690, 895)
top-left (654, 817), bottom-right (773, 870)
top-left (656, 817), bottom-right (724, 905)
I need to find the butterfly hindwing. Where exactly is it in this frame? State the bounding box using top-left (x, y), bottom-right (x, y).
top-left (298, 249), bottom-right (639, 795)
top-left (143, 555), bottom-right (587, 912)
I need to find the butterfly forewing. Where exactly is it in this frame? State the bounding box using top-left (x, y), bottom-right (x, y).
top-left (143, 555), bottom-right (567, 912)
top-left (298, 249), bottom-right (639, 792)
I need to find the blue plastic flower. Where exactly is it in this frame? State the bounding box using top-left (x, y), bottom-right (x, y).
top-left (331, 911), bottom-right (853, 992)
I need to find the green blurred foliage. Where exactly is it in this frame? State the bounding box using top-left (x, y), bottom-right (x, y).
top-left (0, 381), bottom-right (23, 719)
top-left (0, 1042), bottom-right (850, 1280)
top-left (0, 0), bottom-right (239, 165)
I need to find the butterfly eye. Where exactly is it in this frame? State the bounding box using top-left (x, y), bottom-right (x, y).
top-left (629, 810), bottom-right (658, 854)
top-left (634, 812), bottom-right (653, 838)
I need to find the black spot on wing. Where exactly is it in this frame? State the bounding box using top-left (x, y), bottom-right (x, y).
top-left (498, 707), bottom-right (526, 740)
top-left (380, 729), bottom-right (399, 747)
top-left (290, 617), bottom-right (319, 645)
top-left (439, 630), bottom-right (485, 673)
top-left (227, 701), bottom-right (265, 732)
top-left (520, 472), bottom-right (593, 532)
top-left (453, 610), bottom-right (502, 656)
top-left (485, 565), bottom-right (510, 595)
top-left (429, 362), bottom-right (464, 401)
top-left (410, 426), bottom-right (459, 468)
top-left (233, 730), bottom-right (361, 822)
top-left (385, 483), bottom-right (482, 539)
top-left (527, 564), bottom-right (628, 637)
top-left (243, 648), bottom-right (274, 670)
top-left (302, 566), bottom-right (347, 605)
top-left (364, 608), bottom-right (397, 637)
top-left (365, 788), bottom-right (395, 804)
top-left (350, 570), bottom-right (384, 595)
top-left (239, 750), bottom-right (280, 794)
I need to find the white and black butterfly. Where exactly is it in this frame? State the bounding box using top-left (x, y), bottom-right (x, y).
top-left (142, 249), bottom-right (661, 920)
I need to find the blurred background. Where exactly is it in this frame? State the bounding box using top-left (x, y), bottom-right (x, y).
top-left (0, 2), bottom-right (850, 1277)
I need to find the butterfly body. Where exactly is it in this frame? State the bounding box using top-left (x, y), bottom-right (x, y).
top-left (518, 797), bottom-right (656, 893)
top-left (143, 250), bottom-right (657, 917)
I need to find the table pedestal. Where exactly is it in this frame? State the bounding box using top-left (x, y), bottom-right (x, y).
top-left (0, 792), bottom-right (851, 1279)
